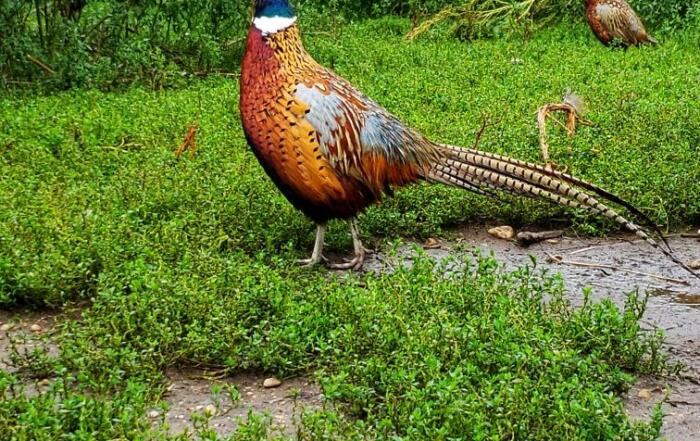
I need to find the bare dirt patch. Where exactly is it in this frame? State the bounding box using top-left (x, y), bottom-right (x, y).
top-left (154, 369), bottom-right (323, 437)
top-left (366, 226), bottom-right (700, 441)
top-left (0, 308), bottom-right (61, 375)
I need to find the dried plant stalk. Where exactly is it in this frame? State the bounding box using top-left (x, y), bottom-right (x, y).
top-left (408, 0), bottom-right (558, 40)
top-left (175, 125), bottom-right (199, 159)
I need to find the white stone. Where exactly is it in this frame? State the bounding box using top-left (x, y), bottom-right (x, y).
top-left (488, 226), bottom-right (515, 240)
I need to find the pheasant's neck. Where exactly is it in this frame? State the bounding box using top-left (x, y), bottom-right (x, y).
top-left (584, 0), bottom-right (597, 8)
top-left (240, 24), bottom-right (317, 117)
top-left (242, 24), bottom-right (315, 81)
top-left (241, 27), bottom-right (278, 92)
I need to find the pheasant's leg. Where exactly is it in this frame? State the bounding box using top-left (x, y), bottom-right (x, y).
top-left (297, 224), bottom-right (327, 267)
top-left (329, 219), bottom-right (366, 271)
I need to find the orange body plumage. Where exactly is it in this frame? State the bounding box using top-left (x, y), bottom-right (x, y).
top-left (241, 25), bottom-right (434, 224)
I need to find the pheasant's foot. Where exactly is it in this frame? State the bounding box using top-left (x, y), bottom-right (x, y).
top-left (328, 249), bottom-right (366, 271)
top-left (296, 255), bottom-right (328, 267)
top-left (325, 218), bottom-right (367, 271)
top-left (297, 223), bottom-right (327, 268)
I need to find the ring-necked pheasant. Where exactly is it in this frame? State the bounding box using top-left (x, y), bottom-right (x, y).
top-left (586, 0), bottom-right (657, 46)
top-left (240, 0), bottom-right (696, 277)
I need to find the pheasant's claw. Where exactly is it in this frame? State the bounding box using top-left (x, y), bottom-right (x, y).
top-left (297, 255), bottom-right (328, 267)
top-left (328, 250), bottom-right (366, 271)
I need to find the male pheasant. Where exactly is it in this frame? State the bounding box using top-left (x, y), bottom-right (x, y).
top-left (586, 0), bottom-right (657, 46)
top-left (240, 0), bottom-right (695, 277)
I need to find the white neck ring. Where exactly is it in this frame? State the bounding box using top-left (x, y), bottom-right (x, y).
top-left (253, 16), bottom-right (297, 36)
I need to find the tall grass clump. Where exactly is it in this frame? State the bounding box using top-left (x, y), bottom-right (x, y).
top-left (0, 0), bottom-right (251, 90)
top-left (408, 0), bottom-right (576, 40)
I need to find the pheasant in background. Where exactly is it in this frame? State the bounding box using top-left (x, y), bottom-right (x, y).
top-left (240, 0), bottom-right (695, 277)
top-left (586, 0), bottom-right (657, 46)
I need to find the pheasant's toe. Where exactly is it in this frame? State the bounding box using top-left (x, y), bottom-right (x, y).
top-left (328, 251), bottom-right (366, 271)
top-left (297, 255), bottom-right (328, 267)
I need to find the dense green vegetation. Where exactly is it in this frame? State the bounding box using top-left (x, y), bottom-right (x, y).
top-left (1, 13), bottom-right (698, 441)
top-left (2, 0), bottom-right (698, 89)
top-left (1, 258), bottom-right (671, 439)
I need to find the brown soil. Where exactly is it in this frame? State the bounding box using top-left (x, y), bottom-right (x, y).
top-left (0, 309), bottom-right (61, 375)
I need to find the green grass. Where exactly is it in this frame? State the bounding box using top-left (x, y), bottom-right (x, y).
top-left (1, 257), bottom-right (671, 440)
top-left (0, 17), bottom-right (697, 440)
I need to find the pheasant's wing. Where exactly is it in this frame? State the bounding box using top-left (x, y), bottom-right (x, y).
top-left (596, 2), bottom-right (646, 44)
top-left (293, 74), bottom-right (441, 194)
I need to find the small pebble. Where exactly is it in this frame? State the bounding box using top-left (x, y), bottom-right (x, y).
top-left (488, 226), bottom-right (515, 241)
top-left (637, 389), bottom-right (652, 400)
top-left (204, 404), bottom-right (217, 416)
top-left (689, 260), bottom-right (700, 270)
top-left (263, 377), bottom-right (282, 389)
top-left (148, 410), bottom-right (160, 418)
top-left (195, 405), bottom-right (204, 411)
top-left (0, 323), bottom-right (13, 332)
top-left (30, 324), bottom-right (43, 333)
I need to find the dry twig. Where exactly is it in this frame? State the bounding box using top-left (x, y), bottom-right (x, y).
top-left (26, 54), bottom-right (55, 76)
top-left (537, 92), bottom-right (594, 171)
top-left (472, 114), bottom-right (501, 150)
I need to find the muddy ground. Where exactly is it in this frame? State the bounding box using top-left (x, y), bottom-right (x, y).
top-left (1, 227), bottom-right (698, 439)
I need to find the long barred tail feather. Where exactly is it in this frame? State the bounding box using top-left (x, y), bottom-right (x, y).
top-left (449, 146), bottom-right (671, 250)
top-left (425, 143), bottom-right (699, 280)
top-left (429, 166), bottom-right (500, 199)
